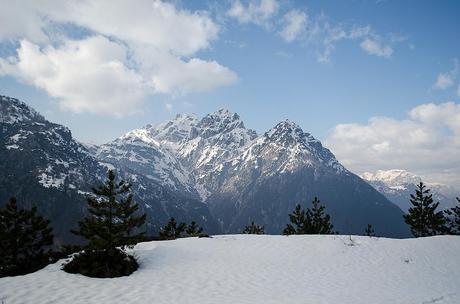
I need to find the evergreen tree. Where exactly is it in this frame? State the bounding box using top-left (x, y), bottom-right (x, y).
top-left (308, 197), bottom-right (334, 234)
top-left (159, 217), bottom-right (186, 239)
top-left (403, 182), bottom-right (446, 237)
top-left (444, 197), bottom-right (460, 235)
top-left (72, 170), bottom-right (146, 249)
top-left (365, 224), bottom-right (375, 237)
top-left (283, 204), bottom-right (308, 235)
top-left (185, 221), bottom-right (203, 236)
top-left (242, 221), bottom-right (265, 234)
top-left (0, 197), bottom-right (54, 277)
top-left (64, 170), bottom-right (146, 278)
top-left (283, 197), bottom-right (335, 235)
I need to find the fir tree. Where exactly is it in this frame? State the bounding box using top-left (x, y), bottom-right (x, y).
top-left (365, 224), bottom-right (375, 237)
top-left (242, 221), bottom-right (265, 234)
top-left (64, 170), bottom-right (146, 278)
top-left (159, 217), bottom-right (186, 239)
top-left (0, 197), bottom-right (54, 277)
top-left (283, 204), bottom-right (308, 235)
top-left (72, 170), bottom-right (146, 249)
top-left (185, 221), bottom-right (203, 236)
top-left (283, 197), bottom-right (335, 235)
top-left (308, 197), bottom-right (334, 234)
top-left (403, 182), bottom-right (446, 237)
top-left (444, 197), bottom-right (460, 235)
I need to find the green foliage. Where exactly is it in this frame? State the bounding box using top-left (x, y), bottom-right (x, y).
top-left (444, 197), bottom-right (460, 235)
top-left (71, 170), bottom-right (146, 250)
top-left (159, 217), bottom-right (186, 240)
top-left (185, 221), bottom-right (203, 236)
top-left (283, 197), bottom-right (335, 235)
top-left (365, 224), bottom-right (375, 237)
top-left (242, 221), bottom-right (265, 234)
top-left (65, 170), bottom-right (146, 278)
top-left (403, 182), bottom-right (446, 237)
top-left (0, 197), bottom-right (54, 277)
top-left (63, 248), bottom-right (138, 278)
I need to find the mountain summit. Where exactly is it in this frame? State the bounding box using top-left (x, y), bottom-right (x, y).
top-left (1, 96), bottom-right (410, 239)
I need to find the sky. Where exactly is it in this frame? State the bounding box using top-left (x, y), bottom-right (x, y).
top-left (0, 0), bottom-right (459, 187)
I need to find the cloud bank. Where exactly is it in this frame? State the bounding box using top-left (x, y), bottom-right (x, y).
top-left (0, 0), bottom-right (237, 116)
top-left (326, 102), bottom-right (460, 187)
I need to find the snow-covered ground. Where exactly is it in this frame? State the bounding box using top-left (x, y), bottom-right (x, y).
top-left (1, 235), bottom-right (459, 304)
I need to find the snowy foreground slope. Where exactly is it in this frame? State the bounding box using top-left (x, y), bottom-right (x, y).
top-left (1, 235), bottom-right (460, 304)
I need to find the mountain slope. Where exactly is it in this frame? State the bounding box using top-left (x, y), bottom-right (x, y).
top-left (0, 95), bottom-right (219, 244)
top-left (204, 121), bottom-right (410, 237)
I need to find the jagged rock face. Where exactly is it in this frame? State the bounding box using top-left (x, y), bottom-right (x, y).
top-left (1, 95), bottom-right (412, 240)
top-left (105, 108), bottom-right (411, 237)
top-left (204, 121), bottom-right (410, 237)
top-left (362, 169), bottom-right (457, 212)
top-left (0, 96), bottom-right (219, 244)
top-left (97, 128), bottom-right (199, 199)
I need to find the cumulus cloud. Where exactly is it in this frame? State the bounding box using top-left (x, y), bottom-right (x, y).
top-left (1, 37), bottom-right (145, 116)
top-left (227, 0), bottom-right (279, 26)
top-left (0, 0), bottom-right (237, 116)
top-left (325, 102), bottom-right (460, 187)
top-left (280, 10), bottom-right (308, 42)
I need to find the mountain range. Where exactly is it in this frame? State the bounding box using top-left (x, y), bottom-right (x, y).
top-left (0, 95), bottom-right (411, 243)
top-left (362, 169), bottom-right (458, 212)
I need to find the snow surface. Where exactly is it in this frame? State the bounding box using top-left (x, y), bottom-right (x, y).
top-left (1, 235), bottom-right (460, 304)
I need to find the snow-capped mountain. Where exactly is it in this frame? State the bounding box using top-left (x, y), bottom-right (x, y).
top-left (0, 96), bottom-right (219, 244)
top-left (362, 169), bottom-right (457, 212)
top-left (202, 121), bottom-right (409, 236)
top-left (1, 95), bottom-right (411, 239)
top-left (92, 108), bottom-right (410, 236)
top-left (97, 128), bottom-right (198, 198)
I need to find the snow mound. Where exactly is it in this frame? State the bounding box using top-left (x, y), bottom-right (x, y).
top-left (1, 235), bottom-right (459, 304)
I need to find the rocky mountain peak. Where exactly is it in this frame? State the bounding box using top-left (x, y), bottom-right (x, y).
top-left (0, 95), bottom-right (45, 124)
top-left (362, 169), bottom-right (422, 188)
top-left (197, 109), bottom-right (249, 138)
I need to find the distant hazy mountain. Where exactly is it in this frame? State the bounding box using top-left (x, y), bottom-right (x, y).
top-left (362, 169), bottom-right (458, 212)
top-left (0, 95), bottom-right (219, 244)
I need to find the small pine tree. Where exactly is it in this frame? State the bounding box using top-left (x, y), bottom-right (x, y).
top-left (283, 197), bottom-right (335, 235)
top-left (159, 217), bottom-right (186, 240)
top-left (365, 224), bottom-right (375, 237)
top-left (444, 197), bottom-right (460, 235)
top-left (283, 204), bottom-right (308, 235)
top-left (0, 197), bottom-right (54, 277)
top-left (242, 221), bottom-right (265, 234)
top-left (71, 170), bottom-right (146, 250)
top-left (403, 182), bottom-right (446, 237)
top-left (308, 197), bottom-right (334, 234)
top-left (185, 221), bottom-right (203, 236)
top-left (64, 170), bottom-right (146, 278)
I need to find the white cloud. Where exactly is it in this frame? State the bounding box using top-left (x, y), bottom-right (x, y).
top-left (434, 59), bottom-right (459, 90)
top-left (0, 0), bottom-right (237, 116)
top-left (227, 0), bottom-right (279, 26)
top-left (287, 11), bottom-right (397, 63)
top-left (434, 73), bottom-right (454, 90)
top-left (325, 102), bottom-right (460, 187)
top-left (1, 37), bottom-right (144, 116)
top-left (360, 38), bottom-right (393, 58)
top-left (280, 10), bottom-right (308, 42)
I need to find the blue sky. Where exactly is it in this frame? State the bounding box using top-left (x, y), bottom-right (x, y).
top-left (0, 0), bottom-right (459, 186)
